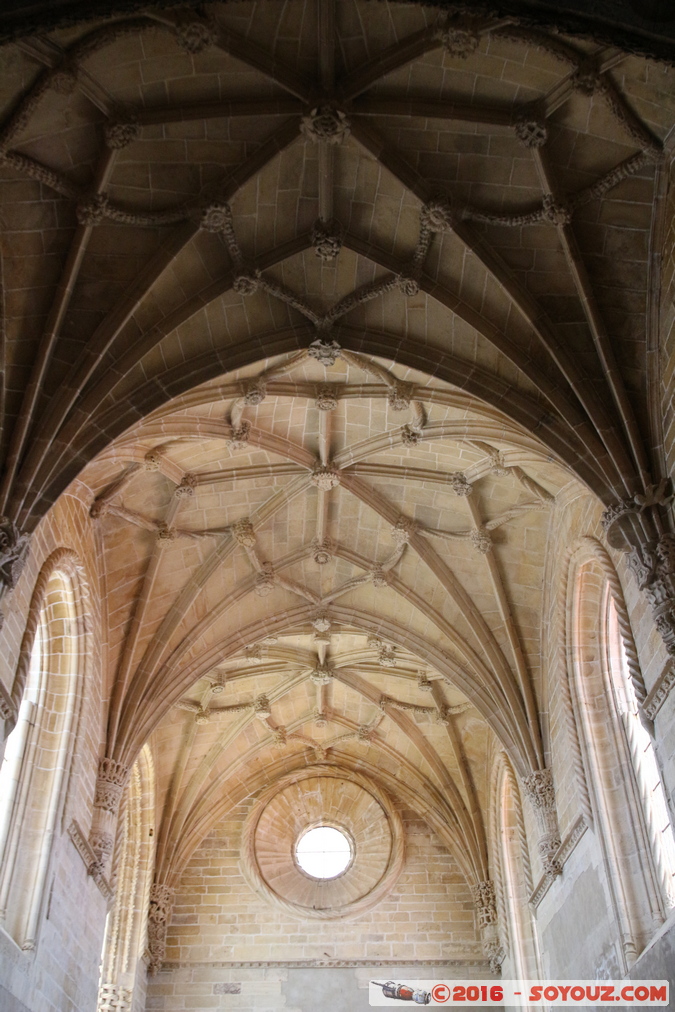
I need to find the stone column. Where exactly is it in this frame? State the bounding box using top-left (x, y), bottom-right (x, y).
top-left (89, 757), bottom-right (130, 877)
top-left (147, 882), bottom-right (175, 975)
top-left (473, 880), bottom-right (505, 974)
top-left (522, 768), bottom-right (562, 878)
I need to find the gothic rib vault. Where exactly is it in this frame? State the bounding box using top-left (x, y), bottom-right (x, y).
top-left (1, 0), bottom-right (675, 995)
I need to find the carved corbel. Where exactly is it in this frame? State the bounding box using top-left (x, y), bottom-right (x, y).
top-left (522, 768), bottom-right (562, 879)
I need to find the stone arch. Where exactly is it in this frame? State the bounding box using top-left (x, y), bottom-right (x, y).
top-left (0, 548), bottom-right (89, 948)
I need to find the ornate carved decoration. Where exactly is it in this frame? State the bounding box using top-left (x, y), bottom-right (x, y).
top-left (572, 60), bottom-right (606, 96)
top-left (199, 200), bottom-right (232, 233)
top-left (395, 271), bottom-right (420, 297)
top-left (174, 473), bottom-right (196, 498)
top-left (156, 525), bottom-right (177, 542)
top-left (254, 563), bottom-right (275, 597)
top-left (541, 193), bottom-right (572, 226)
top-left (227, 420), bottom-right (251, 450)
top-left (312, 219), bottom-right (343, 260)
top-left (401, 424), bottom-right (422, 446)
top-left (233, 269), bottom-right (261, 296)
top-left (94, 757), bottom-right (130, 815)
top-left (310, 665), bottom-right (333, 685)
top-left (308, 338), bottom-right (341, 366)
top-left (644, 662), bottom-right (675, 721)
top-left (485, 938), bottom-right (506, 975)
top-left (97, 982), bottom-right (133, 1011)
top-left (371, 565), bottom-right (389, 588)
top-left (243, 378), bottom-right (267, 405)
top-left (391, 516), bottom-right (416, 545)
top-left (522, 768), bottom-right (562, 877)
top-left (421, 197), bottom-right (455, 232)
top-left (310, 464), bottom-right (341, 490)
top-left (76, 194), bottom-right (110, 227)
top-left (253, 694), bottom-right (272, 720)
top-left (174, 19), bottom-right (217, 54)
top-left (144, 451), bottom-right (162, 471)
top-left (514, 113), bottom-right (548, 148)
top-left (103, 118), bottom-right (140, 149)
top-left (448, 473), bottom-right (473, 496)
top-left (147, 883), bottom-right (175, 975)
top-left (315, 385), bottom-right (339, 411)
top-left (627, 535), bottom-right (675, 656)
top-left (470, 529), bottom-right (492, 554)
top-left (272, 726), bottom-right (287, 748)
top-left (435, 16), bottom-right (481, 58)
top-left (387, 381), bottom-right (415, 411)
top-left (232, 517), bottom-right (257, 548)
top-left (312, 537), bottom-right (334, 565)
top-left (473, 880), bottom-right (497, 929)
top-left (312, 610), bottom-right (332, 632)
top-left (301, 106), bottom-right (350, 144)
top-left (417, 672), bottom-right (433, 692)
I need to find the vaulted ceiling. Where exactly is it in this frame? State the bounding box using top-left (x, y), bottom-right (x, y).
top-left (1, 0), bottom-right (672, 890)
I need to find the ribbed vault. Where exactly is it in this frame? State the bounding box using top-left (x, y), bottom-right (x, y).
top-left (1, 0), bottom-right (673, 933)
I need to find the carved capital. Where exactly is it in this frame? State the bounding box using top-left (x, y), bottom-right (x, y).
top-left (311, 665), bottom-right (333, 685)
top-left (522, 768), bottom-right (556, 811)
top-left (147, 883), bottom-right (175, 975)
top-left (94, 758), bottom-right (130, 815)
top-left (473, 880), bottom-right (497, 929)
top-left (0, 517), bottom-right (30, 592)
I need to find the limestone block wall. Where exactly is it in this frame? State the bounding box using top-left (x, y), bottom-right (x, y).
top-left (146, 805), bottom-right (486, 1012)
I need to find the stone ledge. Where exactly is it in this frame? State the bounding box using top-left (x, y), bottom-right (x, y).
top-left (529, 815), bottom-right (588, 908)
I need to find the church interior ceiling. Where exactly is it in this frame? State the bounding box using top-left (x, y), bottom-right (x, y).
top-left (1, 0), bottom-right (673, 900)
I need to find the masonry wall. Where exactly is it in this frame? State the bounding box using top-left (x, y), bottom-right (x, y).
top-left (146, 805), bottom-right (487, 1012)
top-left (0, 487), bottom-right (111, 1012)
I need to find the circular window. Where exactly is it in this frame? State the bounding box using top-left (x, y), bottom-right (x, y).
top-left (295, 825), bottom-right (352, 879)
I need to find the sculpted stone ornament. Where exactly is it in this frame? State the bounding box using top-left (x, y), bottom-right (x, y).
top-left (156, 526), bottom-right (177, 542)
top-left (232, 517), bottom-right (257, 548)
top-left (175, 19), bottom-right (217, 54)
top-left (436, 16), bottom-right (480, 58)
top-left (199, 201), bottom-right (232, 233)
top-left (485, 938), bottom-right (506, 975)
top-left (174, 473), bottom-right (196, 498)
top-left (308, 337), bottom-right (341, 367)
top-left (417, 672), bottom-right (433, 692)
top-left (396, 271), bottom-right (420, 297)
top-left (103, 118), bottom-right (140, 149)
top-left (371, 566), bottom-right (389, 588)
top-left (387, 381), bottom-right (415, 411)
top-left (401, 424), bottom-right (422, 446)
top-left (488, 450), bottom-right (510, 476)
top-left (627, 535), bottom-right (675, 656)
top-left (315, 385), bottom-right (338, 411)
top-left (233, 270), bottom-right (261, 296)
top-left (310, 464), bottom-right (341, 490)
top-left (243, 378), bottom-right (267, 405)
top-left (312, 610), bottom-right (332, 632)
top-left (253, 694), bottom-right (272, 720)
top-left (541, 193), bottom-right (572, 226)
top-left (448, 472), bottom-right (473, 497)
top-left (89, 498), bottom-right (110, 519)
top-left (254, 563), bottom-right (275, 597)
top-left (50, 64), bottom-right (78, 95)
top-left (522, 768), bottom-right (562, 877)
top-left (272, 726), bottom-right (287, 748)
top-left (514, 113), bottom-right (549, 149)
top-left (470, 529), bottom-right (492, 554)
top-left (312, 537), bottom-right (334, 565)
top-left (311, 665), bottom-right (333, 685)
top-left (0, 517), bottom-right (30, 593)
top-left (357, 724), bottom-right (374, 741)
top-left (144, 451), bottom-right (162, 471)
top-left (572, 60), bottom-right (607, 96)
top-left (94, 758), bottom-right (130, 816)
top-left (473, 880), bottom-right (498, 929)
top-left (227, 420), bottom-right (251, 450)
top-left (147, 883), bottom-right (175, 975)
top-left (312, 219), bottom-right (343, 261)
top-left (301, 106), bottom-right (350, 145)
top-left (422, 196), bottom-right (455, 232)
top-left (392, 515), bottom-right (416, 545)
top-left (97, 982), bottom-right (133, 1011)
top-left (76, 194), bottom-right (109, 227)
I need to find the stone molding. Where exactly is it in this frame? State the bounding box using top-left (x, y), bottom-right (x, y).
top-left (529, 815), bottom-right (588, 908)
top-left (67, 819), bottom-right (113, 901)
top-left (160, 956), bottom-right (488, 969)
top-left (0, 516), bottom-right (30, 593)
top-left (643, 661), bottom-right (675, 721)
top-left (147, 882), bottom-right (175, 975)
